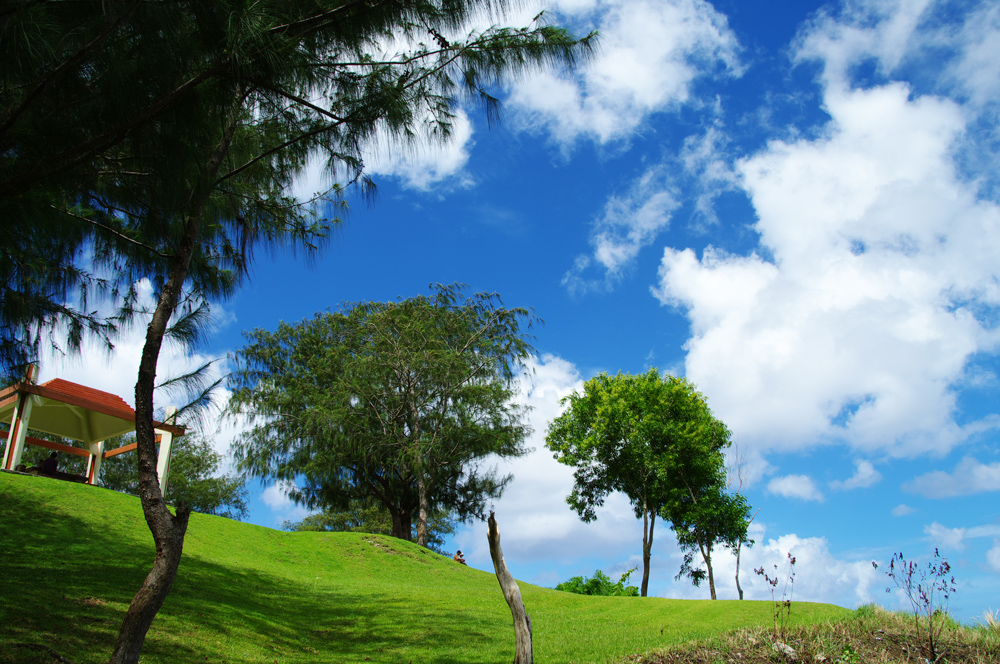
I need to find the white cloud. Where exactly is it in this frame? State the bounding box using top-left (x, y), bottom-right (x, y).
top-left (364, 109), bottom-right (476, 191)
top-left (891, 504), bottom-right (916, 516)
top-left (831, 459), bottom-right (882, 490)
top-left (767, 475), bottom-right (825, 502)
top-left (509, 0), bottom-right (741, 145)
top-left (655, 75), bottom-right (1000, 458)
top-left (261, 480), bottom-right (311, 527)
top-left (904, 456), bottom-right (1000, 497)
top-left (987, 541), bottom-right (1000, 572)
top-left (924, 521), bottom-right (967, 551)
top-left (794, 0), bottom-right (935, 89)
top-left (669, 528), bottom-right (881, 607)
top-left (563, 118), bottom-right (744, 293)
top-left (948, 2), bottom-right (1000, 108)
top-left (563, 170), bottom-right (679, 293)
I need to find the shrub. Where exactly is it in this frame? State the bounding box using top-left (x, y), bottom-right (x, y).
top-left (555, 566), bottom-right (640, 596)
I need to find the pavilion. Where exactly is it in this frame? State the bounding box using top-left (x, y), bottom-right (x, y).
top-left (0, 366), bottom-right (184, 491)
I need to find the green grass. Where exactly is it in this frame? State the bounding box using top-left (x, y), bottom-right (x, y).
top-left (0, 473), bottom-right (848, 664)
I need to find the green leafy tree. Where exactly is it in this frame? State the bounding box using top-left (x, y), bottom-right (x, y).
top-left (555, 567), bottom-right (639, 597)
top-left (668, 486), bottom-right (751, 600)
top-left (545, 369), bottom-right (730, 597)
top-left (231, 284), bottom-right (535, 547)
top-left (2, 3), bottom-right (592, 662)
top-left (99, 435), bottom-right (249, 521)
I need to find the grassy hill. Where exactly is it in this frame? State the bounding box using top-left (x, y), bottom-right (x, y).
top-left (0, 473), bottom-right (848, 664)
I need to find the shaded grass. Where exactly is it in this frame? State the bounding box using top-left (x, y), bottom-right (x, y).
top-left (0, 473), bottom-right (847, 663)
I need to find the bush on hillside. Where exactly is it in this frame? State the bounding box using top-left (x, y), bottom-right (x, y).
top-left (556, 567), bottom-right (640, 597)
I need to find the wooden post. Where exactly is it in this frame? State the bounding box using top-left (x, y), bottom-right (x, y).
top-left (155, 407), bottom-right (177, 494)
top-left (487, 511), bottom-right (532, 664)
top-left (2, 365), bottom-right (39, 470)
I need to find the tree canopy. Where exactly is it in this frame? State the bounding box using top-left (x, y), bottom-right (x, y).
top-left (1, 0), bottom-right (594, 380)
top-left (667, 484), bottom-right (752, 600)
top-left (231, 283), bottom-right (536, 546)
top-left (545, 369), bottom-right (731, 597)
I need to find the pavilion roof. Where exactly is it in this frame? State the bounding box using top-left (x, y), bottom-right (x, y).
top-left (0, 378), bottom-right (184, 444)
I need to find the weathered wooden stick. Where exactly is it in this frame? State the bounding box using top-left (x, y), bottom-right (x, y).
top-left (487, 511), bottom-right (533, 664)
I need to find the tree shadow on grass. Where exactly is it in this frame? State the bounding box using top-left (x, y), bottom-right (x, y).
top-left (1, 477), bottom-right (510, 664)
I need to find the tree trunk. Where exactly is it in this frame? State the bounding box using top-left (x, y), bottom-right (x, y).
top-left (640, 506), bottom-right (655, 597)
top-left (400, 508), bottom-right (413, 541)
top-left (416, 471), bottom-right (428, 547)
top-left (487, 512), bottom-right (532, 664)
top-left (108, 212), bottom-right (201, 664)
top-left (387, 504), bottom-right (404, 539)
top-left (734, 508), bottom-right (759, 600)
top-left (108, 103), bottom-right (237, 663)
top-left (695, 537), bottom-right (716, 600)
top-left (705, 548), bottom-right (716, 600)
top-left (735, 542), bottom-right (744, 600)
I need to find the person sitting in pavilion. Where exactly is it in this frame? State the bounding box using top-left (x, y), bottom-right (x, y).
top-left (39, 452), bottom-right (58, 475)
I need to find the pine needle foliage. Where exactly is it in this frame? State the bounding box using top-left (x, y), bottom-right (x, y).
top-left (0, 0), bottom-right (596, 379)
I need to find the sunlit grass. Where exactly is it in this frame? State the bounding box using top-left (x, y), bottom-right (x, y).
top-left (0, 473), bottom-right (847, 664)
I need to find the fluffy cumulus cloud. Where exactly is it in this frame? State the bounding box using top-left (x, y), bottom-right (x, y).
top-left (903, 456), bottom-right (1000, 497)
top-left (767, 475), bottom-right (825, 502)
top-left (794, 0), bottom-right (935, 88)
top-left (655, 58), bottom-right (1000, 457)
top-left (509, 0), bottom-right (740, 145)
top-left (830, 459), bottom-right (882, 490)
top-left (663, 526), bottom-right (881, 607)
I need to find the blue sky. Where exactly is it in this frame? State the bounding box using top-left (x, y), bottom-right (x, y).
top-left (38, 0), bottom-right (1000, 622)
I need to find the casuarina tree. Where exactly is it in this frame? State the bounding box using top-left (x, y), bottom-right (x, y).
top-left (231, 284), bottom-right (535, 547)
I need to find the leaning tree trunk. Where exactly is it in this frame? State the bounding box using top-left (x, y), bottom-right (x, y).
top-left (640, 506), bottom-right (656, 597)
top-left (705, 547), bottom-right (716, 600)
top-left (487, 512), bottom-right (532, 664)
top-left (108, 112), bottom-right (236, 663)
top-left (107, 211), bottom-right (201, 664)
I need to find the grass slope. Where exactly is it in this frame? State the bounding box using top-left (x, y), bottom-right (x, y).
top-left (0, 474), bottom-right (848, 664)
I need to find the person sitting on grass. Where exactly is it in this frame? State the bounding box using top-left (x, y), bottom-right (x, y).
top-left (453, 550), bottom-right (466, 565)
